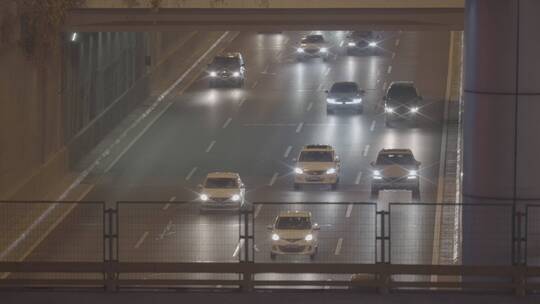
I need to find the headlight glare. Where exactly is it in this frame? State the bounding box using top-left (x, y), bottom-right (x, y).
top-left (297, 48), bottom-right (304, 53)
top-left (385, 107), bottom-right (394, 113)
top-left (368, 42), bottom-right (378, 47)
top-left (305, 234), bottom-right (313, 241)
top-left (272, 233), bottom-right (280, 241)
top-left (348, 42), bottom-right (355, 47)
top-left (209, 71), bottom-right (217, 77)
top-left (352, 98), bottom-right (362, 104)
top-left (294, 167), bottom-right (303, 174)
top-left (320, 47), bottom-right (328, 53)
top-left (233, 71), bottom-right (240, 77)
top-left (231, 194), bottom-right (240, 201)
top-left (411, 107), bottom-right (419, 113)
top-left (326, 98), bottom-right (337, 104)
top-left (326, 168), bottom-right (336, 174)
top-left (200, 194), bottom-right (209, 201)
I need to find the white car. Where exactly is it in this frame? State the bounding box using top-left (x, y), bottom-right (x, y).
top-left (294, 145), bottom-right (340, 190)
top-left (296, 34), bottom-right (330, 61)
top-left (268, 211), bottom-right (320, 259)
top-left (198, 172), bottom-right (246, 211)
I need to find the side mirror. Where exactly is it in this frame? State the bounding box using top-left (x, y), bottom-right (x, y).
top-left (335, 156), bottom-right (340, 162)
top-left (292, 158), bottom-right (297, 162)
top-left (267, 225), bottom-right (273, 230)
top-left (360, 89), bottom-right (366, 95)
top-left (313, 223), bottom-right (320, 230)
top-left (370, 161), bottom-right (375, 167)
top-left (383, 96), bottom-right (387, 101)
top-left (324, 90), bottom-right (329, 94)
top-left (416, 161), bottom-right (422, 166)
top-left (418, 96), bottom-right (423, 101)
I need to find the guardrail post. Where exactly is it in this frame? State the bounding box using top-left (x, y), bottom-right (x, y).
top-left (376, 211), bottom-right (390, 264)
top-left (377, 265), bottom-right (390, 295)
top-left (239, 206), bottom-right (254, 291)
top-left (104, 206), bottom-right (119, 291)
top-left (514, 265), bottom-right (526, 297)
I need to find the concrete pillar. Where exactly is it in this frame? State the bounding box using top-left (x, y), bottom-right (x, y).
top-left (463, 0), bottom-right (540, 265)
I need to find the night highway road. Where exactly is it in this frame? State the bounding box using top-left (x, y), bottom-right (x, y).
top-left (11, 30), bottom-right (451, 279)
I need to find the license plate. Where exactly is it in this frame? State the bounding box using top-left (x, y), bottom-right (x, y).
top-left (307, 177), bottom-right (322, 181)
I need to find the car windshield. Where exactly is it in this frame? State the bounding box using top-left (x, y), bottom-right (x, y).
top-left (302, 35), bottom-right (324, 43)
top-left (299, 151), bottom-right (333, 162)
top-left (276, 216), bottom-right (312, 230)
top-left (205, 178), bottom-right (238, 188)
top-left (212, 57), bottom-right (240, 68)
top-left (331, 83), bottom-right (358, 94)
top-left (388, 85), bottom-right (418, 100)
top-left (351, 31), bottom-right (374, 39)
top-left (376, 153), bottom-right (416, 165)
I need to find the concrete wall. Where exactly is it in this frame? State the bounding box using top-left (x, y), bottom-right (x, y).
top-left (0, 1), bottom-right (197, 199)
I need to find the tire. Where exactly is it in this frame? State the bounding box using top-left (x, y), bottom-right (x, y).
top-left (331, 183), bottom-right (338, 191)
top-left (412, 186), bottom-right (420, 199)
top-left (357, 106), bottom-right (364, 114)
top-left (385, 119), bottom-right (391, 128)
top-left (371, 186), bottom-right (379, 197)
top-left (270, 253), bottom-right (277, 260)
top-left (310, 247), bottom-right (317, 260)
top-left (323, 56), bottom-right (329, 62)
top-left (327, 108), bottom-right (334, 115)
top-left (294, 183), bottom-right (300, 190)
top-left (209, 80), bottom-right (215, 88)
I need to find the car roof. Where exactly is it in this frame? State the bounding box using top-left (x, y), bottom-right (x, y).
top-left (278, 210), bottom-right (311, 218)
top-left (378, 148), bottom-right (414, 155)
top-left (206, 172), bottom-right (240, 179)
top-left (305, 34), bottom-right (323, 38)
top-left (332, 81), bottom-right (357, 86)
top-left (302, 144), bottom-right (334, 151)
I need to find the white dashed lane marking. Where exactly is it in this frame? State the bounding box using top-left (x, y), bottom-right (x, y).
top-left (370, 120), bottom-right (376, 132)
top-left (269, 173), bottom-right (279, 186)
top-left (284, 146), bottom-right (293, 158)
top-left (205, 140), bottom-right (216, 153)
top-left (355, 171), bottom-right (363, 185)
top-left (134, 231), bottom-right (149, 249)
top-left (363, 145), bottom-right (370, 157)
top-left (334, 238), bottom-right (343, 255)
top-left (185, 167), bottom-right (198, 181)
top-left (296, 122), bottom-right (304, 133)
top-left (306, 102), bottom-right (313, 112)
top-left (222, 117), bottom-right (232, 129)
top-left (346, 204), bottom-right (353, 218)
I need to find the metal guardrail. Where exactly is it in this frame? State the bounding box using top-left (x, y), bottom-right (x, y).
top-left (1, 201), bottom-right (540, 295)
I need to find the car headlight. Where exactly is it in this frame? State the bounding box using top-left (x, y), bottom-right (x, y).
top-left (200, 194), bottom-right (209, 201)
top-left (408, 170), bottom-right (418, 179)
top-left (348, 42), bottom-right (355, 47)
top-left (305, 234), bottom-right (313, 241)
top-left (209, 71), bottom-right (217, 77)
top-left (233, 71), bottom-right (240, 77)
top-left (410, 107), bottom-right (419, 113)
top-left (297, 48), bottom-right (304, 53)
top-left (368, 42), bottom-right (378, 47)
top-left (320, 47), bottom-right (328, 53)
top-left (326, 168), bottom-right (336, 174)
top-left (231, 194), bottom-right (240, 201)
top-left (326, 98), bottom-right (337, 104)
top-left (385, 107), bottom-right (394, 113)
top-left (294, 167), bottom-right (304, 174)
top-left (272, 233), bottom-right (280, 241)
top-left (352, 98), bottom-right (362, 104)
top-left (373, 170), bottom-right (382, 179)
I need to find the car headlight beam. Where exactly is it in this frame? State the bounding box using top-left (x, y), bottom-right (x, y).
top-left (305, 234), bottom-right (313, 241)
top-left (200, 194), bottom-right (209, 201)
top-left (326, 98), bottom-right (337, 104)
top-left (294, 167), bottom-right (303, 174)
top-left (209, 71), bottom-right (217, 77)
top-left (297, 48), bottom-right (304, 53)
top-left (326, 168), bottom-right (336, 174)
top-left (385, 107), bottom-right (394, 113)
top-left (231, 194), bottom-right (240, 201)
top-left (368, 42), bottom-right (378, 47)
top-left (233, 71), bottom-right (240, 77)
top-left (320, 47), bottom-right (328, 53)
top-left (272, 233), bottom-right (280, 241)
top-left (410, 107), bottom-right (419, 113)
top-left (348, 42), bottom-right (355, 47)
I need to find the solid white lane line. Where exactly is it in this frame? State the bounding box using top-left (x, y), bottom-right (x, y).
top-left (232, 239), bottom-right (245, 257)
top-left (395, 39), bottom-right (400, 47)
top-left (355, 171), bottom-right (363, 185)
top-left (185, 167), bottom-right (198, 181)
top-left (222, 117), bottom-right (232, 129)
top-left (363, 145), bottom-right (370, 157)
top-left (296, 122), bottom-right (304, 133)
top-left (346, 204), bottom-right (353, 218)
top-left (205, 140), bottom-right (216, 153)
top-left (370, 120), bottom-right (376, 132)
top-left (269, 173), bottom-right (279, 186)
top-left (334, 238), bottom-right (343, 255)
top-left (387, 65), bottom-right (392, 74)
top-left (284, 146), bottom-right (293, 158)
top-left (134, 231), bottom-right (149, 249)
top-left (254, 204), bottom-right (263, 218)
top-left (306, 102), bottom-right (313, 112)
top-left (238, 97), bottom-right (246, 107)
top-left (251, 80), bottom-right (258, 89)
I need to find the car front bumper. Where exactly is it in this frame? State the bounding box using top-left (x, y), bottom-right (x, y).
top-left (200, 199), bottom-right (243, 211)
top-left (327, 103), bottom-right (362, 111)
top-left (372, 177), bottom-right (419, 189)
top-left (295, 173), bottom-right (338, 184)
top-left (271, 242), bottom-right (317, 255)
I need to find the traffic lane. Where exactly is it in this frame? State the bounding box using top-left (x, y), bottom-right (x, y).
top-left (254, 203), bottom-right (376, 264)
top-left (118, 203), bottom-right (240, 263)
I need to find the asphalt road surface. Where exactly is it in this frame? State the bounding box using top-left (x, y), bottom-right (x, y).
top-left (11, 30), bottom-right (452, 281)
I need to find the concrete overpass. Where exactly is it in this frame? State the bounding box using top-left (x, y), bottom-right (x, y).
top-left (65, 0), bottom-right (465, 32)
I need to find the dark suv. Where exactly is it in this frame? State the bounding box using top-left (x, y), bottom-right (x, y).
top-left (371, 149), bottom-right (421, 197)
top-left (208, 53), bottom-right (246, 88)
top-left (345, 31), bottom-right (381, 55)
top-left (383, 82), bottom-right (422, 127)
top-left (325, 82), bottom-right (365, 114)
